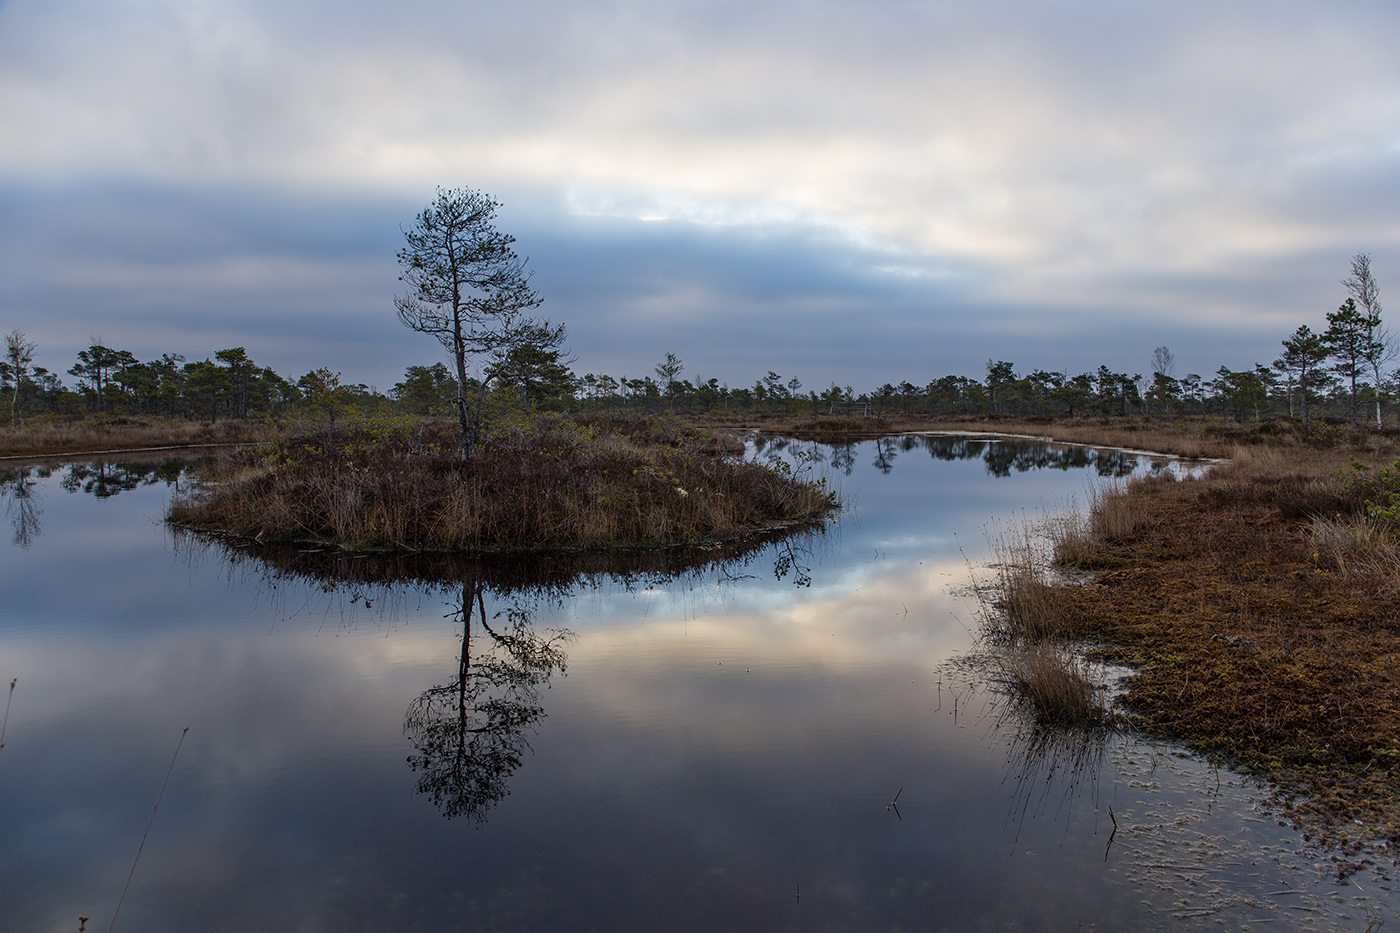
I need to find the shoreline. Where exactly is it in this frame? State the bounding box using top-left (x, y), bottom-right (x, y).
top-left (1042, 451), bottom-right (1400, 866)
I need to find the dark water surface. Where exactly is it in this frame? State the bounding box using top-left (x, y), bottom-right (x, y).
top-left (1, 438), bottom-right (1393, 931)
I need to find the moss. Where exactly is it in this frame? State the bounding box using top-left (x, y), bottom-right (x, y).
top-left (1052, 452), bottom-right (1400, 852)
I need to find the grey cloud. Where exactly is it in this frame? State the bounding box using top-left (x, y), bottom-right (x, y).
top-left (3, 0), bottom-right (1400, 389)
top-left (0, 177), bottom-right (1383, 393)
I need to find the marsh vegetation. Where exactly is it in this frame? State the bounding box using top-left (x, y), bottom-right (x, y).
top-left (1014, 446), bottom-right (1400, 862)
top-left (167, 412), bottom-right (835, 551)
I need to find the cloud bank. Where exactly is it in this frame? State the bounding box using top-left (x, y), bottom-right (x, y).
top-left (3, 0), bottom-right (1399, 385)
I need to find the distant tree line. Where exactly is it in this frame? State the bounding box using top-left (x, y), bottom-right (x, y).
top-left (571, 254), bottom-right (1399, 427)
top-left (0, 334), bottom-right (572, 428)
top-left (5, 254), bottom-right (1393, 430)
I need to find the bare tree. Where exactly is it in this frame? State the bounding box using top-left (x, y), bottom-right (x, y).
top-left (3, 330), bottom-right (36, 426)
top-left (1342, 253), bottom-right (1395, 425)
top-left (395, 188), bottom-right (562, 457)
top-left (1150, 346), bottom-right (1175, 378)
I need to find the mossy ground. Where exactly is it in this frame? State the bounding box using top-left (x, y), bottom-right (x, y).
top-left (1048, 451), bottom-right (1400, 859)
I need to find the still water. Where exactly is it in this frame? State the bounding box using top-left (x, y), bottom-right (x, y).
top-left (1, 437), bottom-right (1393, 931)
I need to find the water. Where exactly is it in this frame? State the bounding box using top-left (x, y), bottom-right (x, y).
top-left (1, 438), bottom-right (1393, 931)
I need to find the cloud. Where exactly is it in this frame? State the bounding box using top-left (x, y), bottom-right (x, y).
top-left (3, 0), bottom-right (1400, 384)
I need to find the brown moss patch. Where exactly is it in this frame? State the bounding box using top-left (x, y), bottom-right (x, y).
top-left (1054, 449), bottom-right (1400, 852)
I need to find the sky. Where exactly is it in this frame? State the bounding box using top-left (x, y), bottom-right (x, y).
top-left (3, 0), bottom-right (1400, 393)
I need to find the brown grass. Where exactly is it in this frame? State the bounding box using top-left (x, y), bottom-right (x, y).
top-left (975, 521), bottom-right (1112, 728)
top-left (0, 415), bottom-right (277, 459)
top-left (998, 642), bottom-right (1109, 728)
top-left (169, 412), bottom-right (836, 550)
top-left (980, 523), bottom-right (1078, 642)
top-left (1040, 445), bottom-right (1400, 852)
top-left (1051, 473), bottom-right (1176, 566)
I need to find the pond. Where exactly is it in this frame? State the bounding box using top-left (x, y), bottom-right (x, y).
top-left (1, 437), bottom-right (1394, 931)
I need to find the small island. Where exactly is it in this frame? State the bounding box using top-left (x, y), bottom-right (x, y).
top-left (167, 411), bottom-right (835, 551)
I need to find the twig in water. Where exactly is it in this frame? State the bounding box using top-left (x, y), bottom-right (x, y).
top-left (1104, 804), bottom-right (1118, 862)
top-left (109, 727), bottom-right (190, 933)
top-left (0, 678), bottom-right (15, 750)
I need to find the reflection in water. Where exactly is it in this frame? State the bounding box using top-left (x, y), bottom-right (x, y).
top-left (60, 460), bottom-right (184, 498)
top-left (946, 650), bottom-right (1117, 853)
top-left (8, 440), bottom-right (1397, 931)
top-left (1001, 717), bottom-right (1113, 847)
top-left (1, 459), bottom-right (185, 547)
top-left (178, 527), bottom-right (821, 824)
top-left (918, 435), bottom-right (1141, 478)
top-left (404, 579), bottom-right (571, 823)
top-left (1, 466), bottom-right (43, 547)
top-left (780, 434), bottom-right (1153, 480)
top-left (871, 437), bottom-right (897, 474)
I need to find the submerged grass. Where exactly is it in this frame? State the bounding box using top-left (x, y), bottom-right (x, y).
top-left (169, 412), bottom-right (836, 551)
top-left (997, 642), bottom-right (1109, 728)
top-left (980, 522), bottom-right (1077, 643)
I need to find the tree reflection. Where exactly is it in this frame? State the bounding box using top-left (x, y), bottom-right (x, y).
top-left (0, 459), bottom-right (186, 547)
top-left (871, 437), bottom-right (898, 474)
top-left (176, 525), bottom-right (825, 824)
top-left (59, 460), bottom-right (184, 498)
top-left (829, 441), bottom-right (857, 475)
top-left (915, 435), bottom-right (1144, 478)
top-left (1, 466), bottom-right (43, 547)
top-left (404, 579), bottom-right (571, 823)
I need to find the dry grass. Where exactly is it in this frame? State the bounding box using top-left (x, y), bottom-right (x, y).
top-left (170, 412), bottom-right (836, 550)
top-left (0, 416), bottom-right (276, 458)
top-left (997, 642), bottom-right (1109, 727)
top-left (1051, 473), bottom-right (1177, 566)
top-left (980, 522), bottom-right (1077, 642)
top-left (1306, 515), bottom-right (1400, 584)
top-left (1040, 446), bottom-right (1400, 851)
top-left (975, 520), bottom-right (1111, 728)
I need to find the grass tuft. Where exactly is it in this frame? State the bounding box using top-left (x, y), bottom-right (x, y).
top-left (980, 522), bottom-right (1078, 642)
top-left (997, 642), bottom-right (1109, 728)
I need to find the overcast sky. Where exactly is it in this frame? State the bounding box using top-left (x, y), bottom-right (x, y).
top-left (4, 0), bottom-right (1400, 392)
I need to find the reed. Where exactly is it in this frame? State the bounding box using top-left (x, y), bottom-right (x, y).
top-left (978, 522), bottom-right (1079, 642)
top-left (1049, 472), bottom-right (1178, 567)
